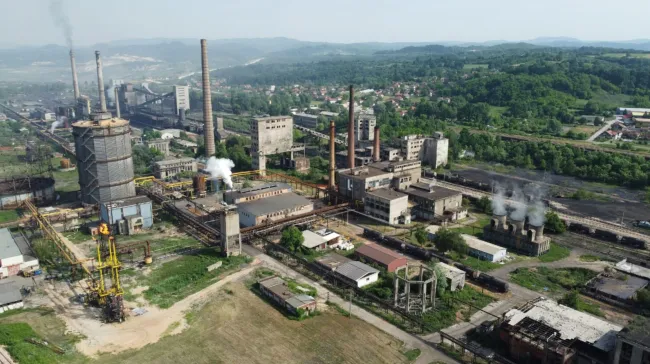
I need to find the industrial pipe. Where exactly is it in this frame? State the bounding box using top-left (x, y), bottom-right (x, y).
top-left (95, 51), bottom-right (107, 113)
top-left (329, 120), bottom-right (336, 189)
top-left (347, 85), bottom-right (355, 168)
top-left (373, 126), bottom-right (380, 162)
top-left (200, 39), bottom-right (215, 157)
top-left (69, 50), bottom-right (80, 100)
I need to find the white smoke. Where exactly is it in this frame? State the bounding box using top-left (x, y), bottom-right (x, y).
top-left (491, 183), bottom-right (507, 215)
top-left (528, 200), bottom-right (547, 226)
top-left (50, 116), bottom-right (66, 134)
top-left (205, 157), bottom-right (235, 188)
top-left (509, 186), bottom-right (528, 221)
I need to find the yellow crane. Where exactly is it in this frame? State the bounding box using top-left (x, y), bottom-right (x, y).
top-left (93, 222), bottom-right (125, 323)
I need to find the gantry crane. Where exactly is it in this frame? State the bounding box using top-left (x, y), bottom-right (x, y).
top-left (92, 222), bottom-right (125, 323)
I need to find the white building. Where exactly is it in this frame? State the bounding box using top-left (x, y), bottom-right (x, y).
top-left (174, 85), bottom-right (190, 115)
top-left (400, 132), bottom-right (448, 168)
top-left (301, 229), bottom-right (341, 251)
top-left (462, 234), bottom-right (507, 262)
top-left (364, 189), bottom-right (410, 225)
top-left (0, 228), bottom-right (39, 278)
top-left (334, 261), bottom-right (379, 288)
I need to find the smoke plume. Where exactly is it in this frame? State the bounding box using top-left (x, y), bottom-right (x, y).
top-left (50, 116), bottom-right (66, 134)
top-left (49, 0), bottom-right (74, 48)
top-left (205, 157), bottom-right (235, 188)
top-left (491, 183), bottom-right (507, 215)
top-left (509, 186), bottom-right (528, 221)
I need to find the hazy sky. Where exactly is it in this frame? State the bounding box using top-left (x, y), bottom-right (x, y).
top-left (2, 0), bottom-right (649, 47)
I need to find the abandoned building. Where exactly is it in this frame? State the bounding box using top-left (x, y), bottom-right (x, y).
top-left (483, 213), bottom-right (551, 256)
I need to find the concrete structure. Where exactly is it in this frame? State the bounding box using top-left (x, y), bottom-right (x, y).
top-left (435, 262), bottom-right (466, 291)
top-left (220, 205), bottom-right (242, 256)
top-left (462, 234), bottom-right (507, 262)
top-left (281, 156), bottom-right (310, 173)
top-left (483, 214), bottom-right (551, 256)
top-left (328, 120), bottom-right (336, 189)
top-left (200, 39), bottom-right (215, 157)
top-left (236, 193), bottom-right (313, 227)
top-left (95, 51), bottom-right (107, 112)
top-left (173, 85), bottom-right (190, 115)
top-left (72, 116), bottom-right (136, 205)
top-left (258, 276), bottom-right (317, 316)
top-left (145, 139), bottom-right (171, 157)
top-left (404, 182), bottom-right (466, 221)
top-left (172, 139), bottom-right (198, 153)
top-left (613, 318), bottom-right (650, 364)
top-left (301, 229), bottom-right (341, 250)
top-left (69, 50), bottom-right (80, 100)
top-left (250, 116), bottom-right (299, 172)
top-left (356, 243), bottom-right (407, 273)
top-left (316, 253), bottom-right (352, 271)
top-left (500, 298), bottom-right (623, 364)
top-left (400, 132), bottom-right (449, 167)
top-left (153, 158), bottom-right (197, 179)
top-left (373, 127), bottom-right (381, 162)
top-left (347, 85), bottom-right (355, 168)
top-left (381, 147), bottom-right (401, 162)
top-left (337, 160), bottom-right (421, 201)
top-left (364, 189), bottom-right (410, 225)
top-left (293, 113), bottom-right (319, 129)
top-left (401, 134), bottom-right (427, 161)
top-left (334, 261), bottom-right (379, 288)
top-left (223, 183), bottom-right (292, 204)
top-left (0, 177), bottom-right (55, 209)
top-left (585, 272), bottom-right (648, 305)
top-left (615, 259), bottom-right (650, 280)
top-left (99, 196), bottom-right (153, 235)
top-left (0, 228), bottom-right (39, 278)
top-left (394, 264), bottom-right (436, 313)
top-left (355, 113), bottom-right (376, 146)
top-left (0, 281), bottom-right (24, 312)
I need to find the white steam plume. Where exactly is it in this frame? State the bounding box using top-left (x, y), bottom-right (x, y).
top-left (491, 183), bottom-right (507, 215)
top-left (49, 0), bottom-right (73, 48)
top-left (205, 157), bottom-right (235, 188)
top-left (509, 185), bottom-right (528, 221)
top-left (525, 183), bottom-right (547, 226)
top-left (50, 116), bottom-right (66, 134)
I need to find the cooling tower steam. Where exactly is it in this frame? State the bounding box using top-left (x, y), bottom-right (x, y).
top-left (509, 186), bottom-right (528, 221)
top-left (528, 200), bottom-right (547, 226)
top-left (50, 116), bottom-right (66, 134)
top-left (491, 183), bottom-right (507, 215)
top-left (205, 157), bottom-right (235, 188)
top-left (49, 0), bottom-right (73, 48)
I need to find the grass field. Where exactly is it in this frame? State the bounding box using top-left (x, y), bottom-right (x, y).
top-left (538, 243), bottom-right (571, 263)
top-left (0, 209), bottom-right (20, 223)
top-left (463, 64), bottom-right (489, 70)
top-left (602, 53), bottom-right (650, 59)
top-left (448, 251), bottom-right (500, 271)
top-left (510, 267), bottom-right (598, 294)
top-left (567, 125), bottom-right (599, 135)
top-left (580, 254), bottom-right (600, 262)
top-left (488, 106), bottom-right (508, 118)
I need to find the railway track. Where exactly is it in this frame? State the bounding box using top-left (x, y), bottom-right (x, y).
top-left (553, 232), bottom-right (650, 266)
top-left (435, 180), bottom-right (650, 244)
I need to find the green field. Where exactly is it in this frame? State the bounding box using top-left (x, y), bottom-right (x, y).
top-left (463, 64), bottom-right (489, 70)
top-left (510, 267), bottom-right (597, 294)
top-left (538, 243), bottom-right (571, 263)
top-left (488, 106), bottom-right (508, 118)
top-left (0, 209), bottom-right (20, 223)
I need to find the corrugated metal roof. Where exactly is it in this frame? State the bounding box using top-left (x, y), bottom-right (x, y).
top-left (356, 243), bottom-right (405, 266)
top-left (462, 234), bottom-right (506, 256)
top-left (0, 229), bottom-right (21, 259)
top-left (335, 261), bottom-right (379, 281)
top-left (237, 193), bottom-right (312, 217)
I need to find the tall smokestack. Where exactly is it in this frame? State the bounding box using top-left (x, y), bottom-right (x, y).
top-left (347, 85), bottom-right (355, 168)
top-left (114, 87), bottom-right (121, 118)
top-left (373, 126), bottom-right (380, 162)
top-left (328, 120), bottom-right (336, 189)
top-left (95, 51), bottom-right (107, 113)
top-left (201, 39), bottom-right (215, 157)
top-left (69, 50), bottom-right (80, 100)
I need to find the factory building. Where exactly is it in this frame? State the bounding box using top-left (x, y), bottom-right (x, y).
top-left (0, 228), bottom-right (39, 278)
top-left (258, 276), bottom-right (317, 317)
top-left (613, 318), bottom-right (650, 364)
top-left (173, 85), bottom-right (190, 115)
top-left (435, 262), bottom-right (466, 291)
top-left (251, 116), bottom-right (303, 173)
top-left (364, 189), bottom-right (410, 225)
top-left (301, 229), bottom-right (341, 251)
top-left (224, 183), bottom-right (292, 204)
top-left (153, 158), bottom-right (197, 179)
top-left (99, 196), bottom-right (153, 235)
top-left (399, 132), bottom-right (449, 168)
top-left (230, 183), bottom-right (313, 227)
top-left (403, 182), bottom-right (466, 221)
top-left (500, 298), bottom-right (623, 364)
top-left (172, 139), bottom-right (198, 153)
top-left (462, 234), bottom-right (507, 262)
top-left (483, 214), bottom-right (551, 256)
top-left (355, 114), bottom-right (376, 146)
top-left (293, 113), bottom-right (319, 129)
top-left (381, 147), bottom-right (401, 162)
top-left (337, 160), bottom-right (421, 201)
top-left (145, 139), bottom-right (171, 157)
top-left (356, 243), bottom-right (407, 273)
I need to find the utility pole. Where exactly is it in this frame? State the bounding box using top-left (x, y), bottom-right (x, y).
top-left (349, 291), bottom-right (353, 319)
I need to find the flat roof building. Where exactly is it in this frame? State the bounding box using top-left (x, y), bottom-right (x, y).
top-left (404, 182), bottom-right (466, 222)
top-left (613, 317), bottom-right (650, 364)
top-left (356, 243), bottom-right (407, 273)
top-left (615, 259), bottom-right (650, 280)
top-left (237, 193), bottom-right (313, 227)
top-left (145, 139), bottom-right (171, 157)
top-left (302, 229), bottom-right (341, 250)
top-left (224, 183), bottom-right (291, 204)
top-left (585, 273), bottom-right (648, 303)
top-left (0, 228), bottom-right (39, 278)
top-left (100, 196), bottom-right (153, 235)
top-left (435, 262), bottom-right (466, 291)
top-left (364, 189), bottom-right (410, 225)
top-left (153, 158), bottom-right (197, 179)
top-left (337, 160), bottom-right (421, 201)
top-left (462, 234), bottom-right (507, 262)
top-left (0, 281), bottom-right (23, 312)
top-left (258, 276), bottom-right (317, 317)
top-left (293, 113), bottom-right (319, 129)
top-left (334, 261), bottom-right (379, 288)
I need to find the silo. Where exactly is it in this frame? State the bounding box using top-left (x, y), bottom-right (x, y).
top-left (72, 117), bottom-right (136, 205)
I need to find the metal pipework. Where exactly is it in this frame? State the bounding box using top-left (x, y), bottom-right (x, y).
top-left (200, 39), bottom-right (215, 157)
top-left (114, 87), bottom-right (121, 118)
top-left (347, 85), bottom-right (355, 168)
top-left (328, 120), bottom-right (336, 189)
top-left (95, 51), bottom-right (107, 112)
top-left (373, 126), bottom-right (380, 162)
top-left (69, 50), bottom-right (80, 100)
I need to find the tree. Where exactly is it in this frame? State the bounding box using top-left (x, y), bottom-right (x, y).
top-left (433, 264), bottom-right (448, 296)
top-left (559, 290), bottom-right (580, 309)
top-left (413, 226), bottom-right (428, 245)
top-left (545, 211), bottom-right (566, 234)
top-left (476, 196), bottom-right (492, 214)
top-left (593, 117), bottom-right (604, 126)
top-left (637, 289), bottom-right (650, 311)
top-left (432, 228), bottom-right (467, 257)
top-left (280, 226), bottom-right (304, 253)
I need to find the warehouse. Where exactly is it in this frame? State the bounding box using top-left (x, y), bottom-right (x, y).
top-left (613, 318), bottom-right (650, 364)
top-left (301, 229), bottom-right (341, 251)
top-left (356, 243), bottom-right (407, 273)
top-left (224, 183), bottom-right (291, 204)
top-left (462, 234), bottom-right (507, 262)
top-left (334, 261), bottom-right (379, 288)
top-left (364, 189), bottom-right (410, 225)
top-left (0, 228), bottom-right (39, 278)
top-left (337, 160), bottom-right (421, 201)
top-left (435, 262), bottom-right (466, 291)
top-left (237, 193), bottom-right (313, 227)
top-left (99, 196), bottom-right (153, 235)
top-left (258, 276), bottom-right (317, 316)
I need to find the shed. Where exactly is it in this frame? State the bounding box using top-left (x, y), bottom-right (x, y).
top-left (436, 262), bottom-right (466, 291)
top-left (301, 229), bottom-right (341, 251)
top-left (462, 234), bottom-right (507, 262)
top-left (0, 228), bottom-right (39, 278)
top-left (99, 196), bottom-right (153, 235)
top-left (0, 281), bottom-right (23, 312)
top-left (335, 261), bottom-right (379, 288)
top-left (355, 243), bottom-right (407, 273)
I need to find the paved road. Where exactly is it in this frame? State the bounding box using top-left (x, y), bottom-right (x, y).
top-left (587, 116), bottom-right (621, 142)
top-left (242, 245), bottom-right (459, 364)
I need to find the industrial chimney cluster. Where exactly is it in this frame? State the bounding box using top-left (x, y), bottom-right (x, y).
top-left (483, 206), bottom-right (551, 257)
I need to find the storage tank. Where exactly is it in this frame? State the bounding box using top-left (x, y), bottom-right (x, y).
top-left (193, 174), bottom-right (206, 197)
top-left (72, 117), bottom-right (135, 205)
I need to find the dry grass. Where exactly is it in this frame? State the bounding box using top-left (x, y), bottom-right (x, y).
top-left (96, 283), bottom-right (408, 364)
